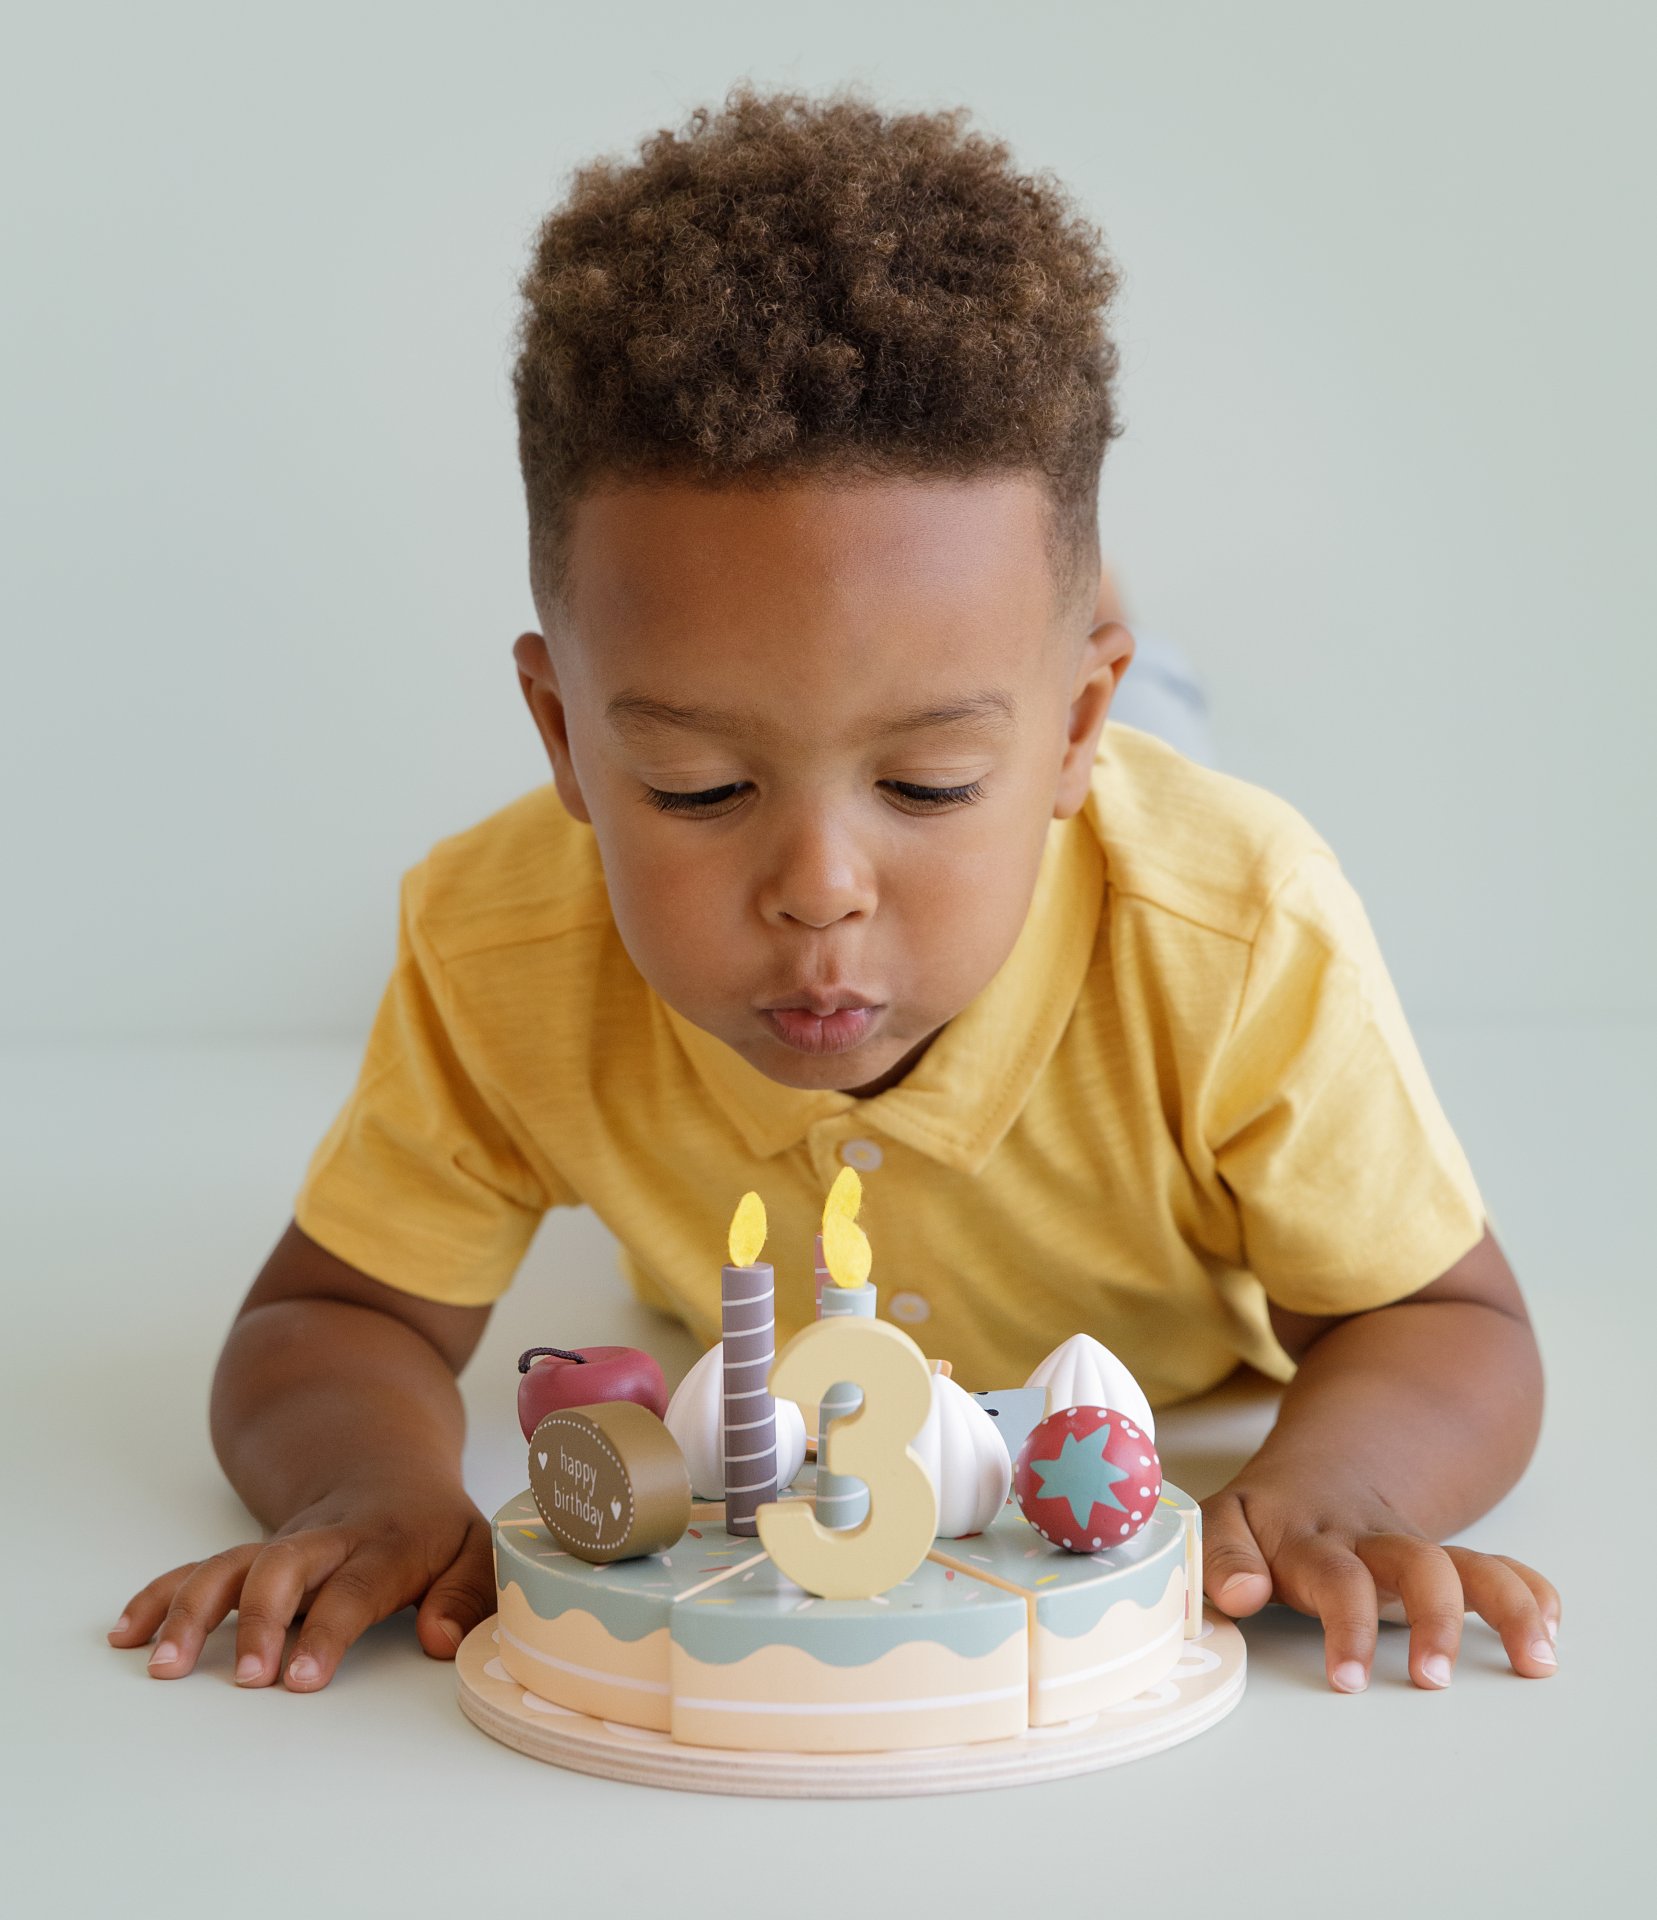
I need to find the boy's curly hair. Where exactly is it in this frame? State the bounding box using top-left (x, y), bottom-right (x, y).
top-left (513, 82), bottom-right (1124, 623)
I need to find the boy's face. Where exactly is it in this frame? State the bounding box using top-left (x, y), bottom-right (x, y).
top-left (514, 473), bottom-right (1132, 1096)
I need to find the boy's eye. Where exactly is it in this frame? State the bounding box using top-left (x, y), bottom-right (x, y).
top-left (641, 778), bottom-right (987, 817)
top-left (643, 782), bottom-right (749, 815)
top-left (882, 779), bottom-right (986, 812)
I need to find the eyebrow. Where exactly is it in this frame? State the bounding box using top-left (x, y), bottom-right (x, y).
top-left (605, 688), bottom-right (1017, 739)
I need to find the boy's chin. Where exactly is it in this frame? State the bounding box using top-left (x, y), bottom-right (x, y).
top-left (752, 1049), bottom-right (882, 1094)
top-left (744, 1027), bottom-right (940, 1098)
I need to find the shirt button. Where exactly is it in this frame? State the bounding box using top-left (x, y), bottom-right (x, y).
top-left (841, 1138), bottom-right (883, 1172)
top-left (888, 1290), bottom-right (930, 1325)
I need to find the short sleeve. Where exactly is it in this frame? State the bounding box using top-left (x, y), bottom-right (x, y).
top-left (294, 863), bottom-right (566, 1305)
top-left (1202, 849), bottom-right (1487, 1315)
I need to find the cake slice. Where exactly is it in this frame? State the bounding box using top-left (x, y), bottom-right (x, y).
top-left (493, 1492), bottom-right (764, 1730)
top-left (928, 1484), bottom-right (1199, 1724)
top-left (668, 1554), bottom-right (1028, 1753)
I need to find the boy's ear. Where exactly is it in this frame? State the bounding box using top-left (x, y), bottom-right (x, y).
top-left (1052, 598), bottom-right (1135, 820)
top-left (512, 632), bottom-right (592, 824)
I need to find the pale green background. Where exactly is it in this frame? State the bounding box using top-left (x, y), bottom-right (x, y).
top-left (3, 0), bottom-right (1652, 1038)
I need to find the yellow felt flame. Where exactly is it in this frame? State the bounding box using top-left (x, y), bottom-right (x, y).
top-left (727, 1190), bottom-right (768, 1268)
top-left (822, 1165), bottom-right (862, 1225)
top-left (822, 1207), bottom-right (872, 1290)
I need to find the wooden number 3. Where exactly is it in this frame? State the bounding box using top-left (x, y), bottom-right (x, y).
top-left (756, 1316), bottom-right (939, 1599)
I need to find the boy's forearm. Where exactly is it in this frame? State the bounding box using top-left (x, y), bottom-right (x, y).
top-left (209, 1296), bottom-right (468, 1531)
top-left (1249, 1293), bottom-right (1544, 1539)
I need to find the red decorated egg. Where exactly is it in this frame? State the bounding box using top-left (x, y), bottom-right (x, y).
top-left (1013, 1405), bottom-right (1162, 1553)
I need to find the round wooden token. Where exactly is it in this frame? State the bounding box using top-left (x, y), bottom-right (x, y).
top-left (456, 1609), bottom-right (1246, 1797)
top-left (528, 1401), bottom-right (692, 1563)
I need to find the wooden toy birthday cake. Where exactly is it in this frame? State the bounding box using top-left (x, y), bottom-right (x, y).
top-left (458, 1173), bottom-right (1244, 1789)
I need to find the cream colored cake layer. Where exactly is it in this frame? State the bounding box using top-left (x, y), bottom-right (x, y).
top-left (497, 1581), bottom-right (674, 1731)
top-left (670, 1631), bottom-right (1029, 1753)
top-left (1030, 1560), bottom-right (1186, 1721)
top-left (493, 1492), bottom-right (766, 1730)
top-left (925, 1485), bottom-right (1197, 1724)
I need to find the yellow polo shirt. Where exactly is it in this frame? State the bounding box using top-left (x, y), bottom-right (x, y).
top-left (294, 722), bottom-right (1487, 1403)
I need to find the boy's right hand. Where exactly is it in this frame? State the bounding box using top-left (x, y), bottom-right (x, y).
top-left (109, 1220), bottom-right (498, 1691)
top-left (108, 1478), bottom-right (494, 1689)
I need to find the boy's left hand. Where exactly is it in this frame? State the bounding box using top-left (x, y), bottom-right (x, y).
top-left (1198, 1224), bottom-right (1562, 1692)
top-left (1200, 1461), bottom-right (1561, 1692)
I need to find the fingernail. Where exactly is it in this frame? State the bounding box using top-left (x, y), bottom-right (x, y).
top-left (1218, 1574), bottom-right (1259, 1604)
top-left (1545, 1616), bottom-right (1558, 1645)
top-left (1422, 1653), bottom-right (1453, 1688)
top-left (1332, 1660), bottom-right (1368, 1693)
top-left (111, 1612), bottom-right (131, 1637)
top-left (149, 1640), bottom-right (179, 1668)
top-left (1528, 1639), bottom-right (1557, 1667)
top-left (287, 1655), bottom-right (319, 1688)
top-left (235, 1654), bottom-right (264, 1684)
top-left (436, 1618), bottom-right (464, 1649)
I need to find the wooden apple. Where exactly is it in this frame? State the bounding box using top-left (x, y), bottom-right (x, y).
top-left (516, 1345), bottom-right (668, 1440)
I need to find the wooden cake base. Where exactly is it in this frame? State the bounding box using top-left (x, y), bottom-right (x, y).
top-left (456, 1606), bottom-right (1245, 1797)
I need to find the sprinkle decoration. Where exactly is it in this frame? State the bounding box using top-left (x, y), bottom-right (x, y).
top-left (1012, 1405), bottom-right (1163, 1554)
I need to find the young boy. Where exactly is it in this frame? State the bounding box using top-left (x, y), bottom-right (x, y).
top-left (111, 84), bottom-right (1558, 1700)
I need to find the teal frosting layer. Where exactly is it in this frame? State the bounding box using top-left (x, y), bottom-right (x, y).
top-left (940, 1483), bottom-right (1192, 1640)
top-left (492, 1480), bottom-right (1191, 1662)
top-left (670, 1555), bottom-right (1027, 1667)
top-left (494, 1493), bottom-right (761, 1643)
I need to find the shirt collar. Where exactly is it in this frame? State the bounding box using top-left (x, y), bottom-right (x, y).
top-left (662, 810), bottom-right (1104, 1175)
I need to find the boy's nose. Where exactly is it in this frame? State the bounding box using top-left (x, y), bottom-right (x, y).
top-left (756, 817), bottom-right (876, 930)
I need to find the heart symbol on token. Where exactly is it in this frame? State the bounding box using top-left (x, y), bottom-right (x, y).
top-left (610, 1498), bottom-right (623, 1519)
top-left (537, 1452), bottom-right (548, 1470)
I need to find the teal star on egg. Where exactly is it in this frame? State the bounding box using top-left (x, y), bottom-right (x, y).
top-left (1031, 1430), bottom-right (1130, 1529)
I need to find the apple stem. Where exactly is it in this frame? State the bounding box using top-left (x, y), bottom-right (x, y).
top-left (517, 1346), bottom-right (588, 1373)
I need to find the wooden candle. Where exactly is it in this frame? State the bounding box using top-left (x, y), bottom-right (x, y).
top-left (721, 1191), bottom-right (777, 1538)
top-left (815, 1185), bottom-right (875, 1532)
top-left (812, 1169), bottom-right (860, 1315)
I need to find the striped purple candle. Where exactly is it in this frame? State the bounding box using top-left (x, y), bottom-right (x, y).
top-left (721, 1258), bottom-right (778, 1536)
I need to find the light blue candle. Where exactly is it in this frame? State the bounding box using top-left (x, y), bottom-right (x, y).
top-left (815, 1279), bottom-right (876, 1530)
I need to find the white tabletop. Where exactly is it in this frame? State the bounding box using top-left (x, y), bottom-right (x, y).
top-left (2, 1025), bottom-right (1646, 1916)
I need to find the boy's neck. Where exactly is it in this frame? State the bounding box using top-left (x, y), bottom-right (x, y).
top-left (841, 1023), bottom-right (946, 1099)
